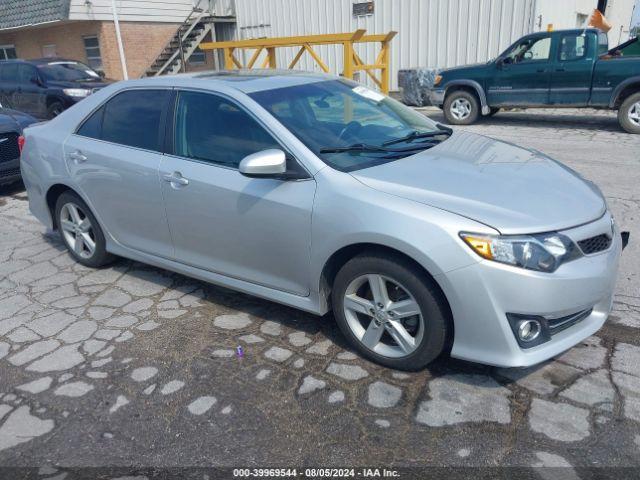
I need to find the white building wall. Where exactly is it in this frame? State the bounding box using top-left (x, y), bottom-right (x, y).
top-left (69, 0), bottom-right (196, 23)
top-left (533, 0), bottom-right (636, 44)
top-left (605, 0), bottom-right (637, 44)
top-left (233, 0), bottom-right (536, 90)
top-left (532, 0), bottom-right (595, 31)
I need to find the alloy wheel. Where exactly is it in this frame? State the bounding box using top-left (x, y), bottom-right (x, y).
top-left (59, 202), bottom-right (96, 259)
top-left (343, 274), bottom-right (424, 358)
top-left (628, 102), bottom-right (640, 127)
top-left (450, 98), bottom-right (472, 120)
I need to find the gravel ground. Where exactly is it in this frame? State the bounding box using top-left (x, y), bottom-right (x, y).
top-left (0, 108), bottom-right (638, 478)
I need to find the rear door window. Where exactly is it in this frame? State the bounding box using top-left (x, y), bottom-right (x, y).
top-left (76, 106), bottom-right (104, 139)
top-left (76, 89), bottom-right (170, 152)
top-left (558, 34), bottom-right (588, 61)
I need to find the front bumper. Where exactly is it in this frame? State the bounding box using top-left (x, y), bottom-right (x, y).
top-left (0, 157), bottom-right (21, 185)
top-left (427, 88), bottom-right (445, 107)
top-left (437, 213), bottom-right (623, 367)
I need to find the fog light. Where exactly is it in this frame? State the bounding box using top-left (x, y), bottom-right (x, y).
top-left (517, 320), bottom-right (541, 343)
top-left (506, 313), bottom-right (551, 349)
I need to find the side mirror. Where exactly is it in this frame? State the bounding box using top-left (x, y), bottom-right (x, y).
top-left (98, 70), bottom-right (106, 79)
top-left (30, 76), bottom-right (41, 86)
top-left (496, 58), bottom-right (504, 69)
top-left (239, 149), bottom-right (287, 178)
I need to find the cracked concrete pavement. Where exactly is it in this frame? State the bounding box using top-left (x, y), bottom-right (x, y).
top-left (0, 108), bottom-right (639, 475)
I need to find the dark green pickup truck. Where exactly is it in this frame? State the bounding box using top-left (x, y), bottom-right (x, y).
top-left (429, 29), bottom-right (640, 133)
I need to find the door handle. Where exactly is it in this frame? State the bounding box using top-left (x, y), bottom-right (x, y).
top-left (555, 68), bottom-right (566, 72)
top-left (163, 172), bottom-right (189, 186)
top-left (68, 151), bottom-right (87, 163)
top-left (536, 68), bottom-right (547, 73)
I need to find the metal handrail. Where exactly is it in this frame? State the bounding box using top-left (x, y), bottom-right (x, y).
top-left (153, 3), bottom-right (209, 76)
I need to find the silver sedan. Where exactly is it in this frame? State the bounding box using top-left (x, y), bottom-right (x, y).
top-left (20, 71), bottom-right (625, 370)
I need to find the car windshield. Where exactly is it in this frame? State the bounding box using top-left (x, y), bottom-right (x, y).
top-left (249, 79), bottom-right (449, 172)
top-left (37, 61), bottom-right (101, 82)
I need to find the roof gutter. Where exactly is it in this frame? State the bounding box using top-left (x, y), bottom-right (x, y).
top-left (0, 19), bottom-right (63, 32)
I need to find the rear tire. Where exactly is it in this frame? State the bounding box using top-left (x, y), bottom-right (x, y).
top-left (443, 90), bottom-right (480, 125)
top-left (331, 251), bottom-right (450, 371)
top-left (55, 191), bottom-right (114, 268)
top-left (618, 92), bottom-right (640, 134)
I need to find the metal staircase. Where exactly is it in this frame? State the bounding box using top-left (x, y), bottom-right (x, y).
top-left (143, 7), bottom-right (214, 77)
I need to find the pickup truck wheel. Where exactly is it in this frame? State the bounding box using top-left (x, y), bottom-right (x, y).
top-left (443, 91), bottom-right (480, 125)
top-left (618, 93), bottom-right (640, 134)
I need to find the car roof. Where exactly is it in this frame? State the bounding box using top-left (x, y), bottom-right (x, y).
top-left (112, 69), bottom-right (339, 94)
top-left (528, 28), bottom-right (601, 36)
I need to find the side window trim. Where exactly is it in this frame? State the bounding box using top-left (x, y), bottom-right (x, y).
top-left (167, 88), bottom-right (310, 177)
top-left (73, 87), bottom-right (172, 155)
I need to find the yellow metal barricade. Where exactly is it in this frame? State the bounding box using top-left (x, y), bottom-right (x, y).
top-left (199, 30), bottom-right (397, 94)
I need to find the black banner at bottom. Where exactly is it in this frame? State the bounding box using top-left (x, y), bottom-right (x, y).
top-left (1, 467), bottom-right (639, 480)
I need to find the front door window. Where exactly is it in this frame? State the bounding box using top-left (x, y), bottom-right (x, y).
top-left (504, 36), bottom-right (551, 64)
top-left (173, 90), bottom-right (281, 168)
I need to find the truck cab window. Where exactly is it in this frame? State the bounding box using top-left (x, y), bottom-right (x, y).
top-left (505, 37), bottom-right (551, 64)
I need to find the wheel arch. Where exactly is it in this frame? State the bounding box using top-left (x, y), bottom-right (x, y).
top-left (45, 183), bottom-right (100, 232)
top-left (444, 80), bottom-right (490, 114)
top-left (609, 77), bottom-right (640, 109)
top-left (319, 242), bottom-right (454, 337)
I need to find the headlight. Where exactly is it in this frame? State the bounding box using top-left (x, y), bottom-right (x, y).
top-left (460, 232), bottom-right (579, 272)
top-left (433, 75), bottom-right (443, 86)
top-left (63, 88), bottom-right (92, 98)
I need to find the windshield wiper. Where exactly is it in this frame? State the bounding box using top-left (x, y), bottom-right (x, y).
top-left (319, 143), bottom-right (432, 154)
top-left (382, 125), bottom-right (452, 146)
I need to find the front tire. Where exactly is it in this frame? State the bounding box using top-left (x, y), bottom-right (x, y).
top-left (47, 101), bottom-right (64, 119)
top-left (618, 92), bottom-right (640, 134)
top-left (443, 90), bottom-right (480, 125)
top-left (331, 252), bottom-right (450, 371)
top-left (55, 191), bottom-right (114, 268)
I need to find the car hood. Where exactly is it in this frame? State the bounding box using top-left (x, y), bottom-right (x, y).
top-left (440, 62), bottom-right (488, 75)
top-left (350, 131), bottom-right (606, 235)
top-left (0, 108), bottom-right (37, 132)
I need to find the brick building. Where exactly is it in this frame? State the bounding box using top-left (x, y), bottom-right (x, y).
top-left (0, 0), bottom-right (236, 80)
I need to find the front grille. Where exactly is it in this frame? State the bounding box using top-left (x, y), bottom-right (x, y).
top-left (577, 234), bottom-right (612, 255)
top-left (547, 308), bottom-right (592, 335)
top-left (0, 132), bottom-right (20, 164)
top-left (0, 167), bottom-right (20, 178)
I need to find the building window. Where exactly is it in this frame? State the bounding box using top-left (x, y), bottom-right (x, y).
top-left (188, 46), bottom-right (206, 64)
top-left (83, 36), bottom-right (103, 70)
top-left (0, 45), bottom-right (17, 60)
top-left (576, 13), bottom-right (589, 28)
top-left (42, 44), bottom-right (57, 58)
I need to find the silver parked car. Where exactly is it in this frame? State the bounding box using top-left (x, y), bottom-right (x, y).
top-left (21, 71), bottom-right (626, 370)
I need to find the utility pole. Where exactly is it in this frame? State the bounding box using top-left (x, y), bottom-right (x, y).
top-left (111, 0), bottom-right (129, 80)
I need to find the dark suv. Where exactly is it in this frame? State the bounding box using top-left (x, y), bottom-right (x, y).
top-left (0, 58), bottom-right (112, 119)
